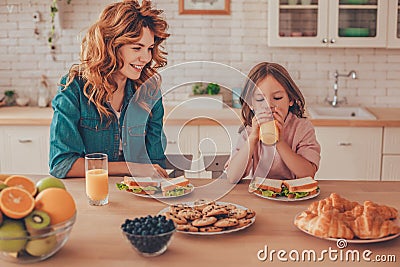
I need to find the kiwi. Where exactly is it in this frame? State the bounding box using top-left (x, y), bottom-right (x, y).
top-left (24, 210), bottom-right (51, 235)
top-left (0, 181), bottom-right (7, 192)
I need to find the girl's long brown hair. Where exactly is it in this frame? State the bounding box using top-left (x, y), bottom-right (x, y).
top-left (240, 62), bottom-right (306, 127)
top-left (63, 0), bottom-right (169, 118)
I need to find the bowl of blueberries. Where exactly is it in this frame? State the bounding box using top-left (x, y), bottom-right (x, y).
top-left (121, 215), bottom-right (175, 257)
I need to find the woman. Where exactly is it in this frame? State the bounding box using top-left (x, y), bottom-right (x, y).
top-left (49, 0), bottom-right (170, 178)
top-left (226, 62), bottom-right (321, 183)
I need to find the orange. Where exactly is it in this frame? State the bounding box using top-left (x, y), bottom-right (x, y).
top-left (35, 188), bottom-right (76, 225)
top-left (5, 175), bottom-right (37, 196)
top-left (0, 174), bottom-right (10, 182)
top-left (0, 187), bottom-right (35, 219)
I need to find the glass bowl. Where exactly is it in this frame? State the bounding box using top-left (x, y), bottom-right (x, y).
top-left (0, 213), bottom-right (76, 264)
top-left (122, 229), bottom-right (175, 257)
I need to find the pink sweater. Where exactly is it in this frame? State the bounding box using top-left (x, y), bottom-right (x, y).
top-left (232, 112), bottom-right (321, 180)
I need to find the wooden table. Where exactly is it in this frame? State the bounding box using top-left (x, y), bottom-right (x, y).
top-left (3, 178), bottom-right (399, 267)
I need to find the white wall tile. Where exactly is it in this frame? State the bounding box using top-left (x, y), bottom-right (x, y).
top-left (0, 0), bottom-right (399, 107)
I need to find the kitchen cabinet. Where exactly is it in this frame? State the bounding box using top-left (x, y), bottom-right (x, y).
top-left (164, 124), bottom-right (240, 178)
top-left (0, 126), bottom-right (50, 175)
top-left (163, 125), bottom-right (198, 177)
top-left (387, 0), bottom-right (400, 48)
top-left (314, 126), bottom-right (382, 180)
top-left (268, 0), bottom-right (389, 48)
top-left (381, 127), bottom-right (400, 181)
top-left (164, 125), bottom-right (198, 156)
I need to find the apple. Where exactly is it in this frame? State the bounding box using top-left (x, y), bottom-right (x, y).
top-left (25, 235), bottom-right (58, 256)
top-left (36, 177), bottom-right (66, 193)
top-left (0, 219), bottom-right (27, 253)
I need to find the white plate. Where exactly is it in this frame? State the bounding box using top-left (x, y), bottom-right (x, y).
top-left (158, 201), bottom-right (256, 235)
top-left (252, 188), bottom-right (320, 202)
top-left (294, 212), bottom-right (400, 244)
top-left (122, 183), bottom-right (194, 199)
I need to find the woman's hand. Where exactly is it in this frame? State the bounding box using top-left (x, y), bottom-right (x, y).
top-left (126, 162), bottom-right (169, 178)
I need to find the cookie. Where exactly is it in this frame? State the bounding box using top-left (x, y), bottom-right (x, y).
top-left (230, 218), bottom-right (253, 229)
top-left (178, 209), bottom-right (202, 220)
top-left (245, 209), bottom-right (256, 219)
top-left (237, 218), bottom-right (252, 227)
top-left (170, 204), bottom-right (189, 214)
top-left (221, 204), bottom-right (237, 211)
top-left (202, 204), bottom-right (229, 216)
top-left (164, 211), bottom-right (187, 225)
top-left (228, 208), bottom-right (247, 219)
top-left (176, 224), bottom-right (199, 232)
top-left (192, 216), bottom-right (218, 227)
top-left (199, 226), bottom-right (224, 232)
top-left (202, 204), bottom-right (220, 214)
top-left (214, 218), bottom-right (239, 228)
top-left (193, 199), bottom-right (215, 212)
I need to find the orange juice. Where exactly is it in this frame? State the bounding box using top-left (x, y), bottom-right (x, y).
top-left (86, 169), bottom-right (108, 201)
top-left (260, 120), bottom-right (279, 145)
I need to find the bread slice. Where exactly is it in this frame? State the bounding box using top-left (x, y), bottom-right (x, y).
top-left (282, 177), bottom-right (318, 193)
top-left (161, 176), bottom-right (190, 192)
top-left (253, 177), bottom-right (282, 193)
top-left (123, 176), bottom-right (160, 187)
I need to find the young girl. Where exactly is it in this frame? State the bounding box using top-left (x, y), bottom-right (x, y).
top-left (49, 0), bottom-right (170, 178)
top-left (226, 62), bottom-right (321, 183)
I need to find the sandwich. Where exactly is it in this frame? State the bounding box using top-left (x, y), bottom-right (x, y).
top-left (161, 176), bottom-right (193, 197)
top-left (250, 177), bottom-right (283, 198)
top-left (116, 176), bottom-right (161, 195)
top-left (250, 176), bottom-right (319, 199)
top-left (282, 177), bottom-right (319, 199)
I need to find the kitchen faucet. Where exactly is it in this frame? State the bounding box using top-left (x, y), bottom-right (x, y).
top-left (326, 70), bottom-right (357, 107)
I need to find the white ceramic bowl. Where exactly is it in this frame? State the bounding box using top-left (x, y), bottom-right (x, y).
top-left (15, 97), bottom-right (30, 106)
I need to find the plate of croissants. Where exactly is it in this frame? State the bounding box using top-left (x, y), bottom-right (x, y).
top-left (294, 193), bottom-right (400, 243)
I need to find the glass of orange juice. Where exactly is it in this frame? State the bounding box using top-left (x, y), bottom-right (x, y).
top-left (85, 153), bottom-right (109, 206)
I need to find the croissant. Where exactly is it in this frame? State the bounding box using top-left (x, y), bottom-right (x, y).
top-left (308, 198), bottom-right (333, 215)
top-left (308, 193), bottom-right (359, 215)
top-left (350, 213), bottom-right (399, 239)
top-left (295, 210), bottom-right (354, 240)
top-left (330, 193), bottom-right (359, 212)
top-left (299, 194), bottom-right (400, 240)
top-left (342, 204), bottom-right (364, 221)
top-left (363, 201), bottom-right (398, 220)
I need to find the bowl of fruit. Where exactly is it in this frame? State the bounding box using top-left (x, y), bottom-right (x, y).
top-left (121, 215), bottom-right (175, 257)
top-left (0, 175), bottom-right (77, 263)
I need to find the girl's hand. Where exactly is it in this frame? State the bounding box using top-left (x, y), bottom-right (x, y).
top-left (272, 106), bottom-right (284, 141)
top-left (249, 110), bottom-right (271, 142)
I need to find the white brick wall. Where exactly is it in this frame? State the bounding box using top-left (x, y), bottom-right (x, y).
top-left (0, 0), bottom-right (399, 107)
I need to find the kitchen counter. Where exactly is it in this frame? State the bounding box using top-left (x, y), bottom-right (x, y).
top-left (2, 178), bottom-right (399, 267)
top-left (310, 107), bottom-right (400, 127)
top-left (0, 107), bottom-right (53, 126)
top-left (1, 106), bottom-right (400, 127)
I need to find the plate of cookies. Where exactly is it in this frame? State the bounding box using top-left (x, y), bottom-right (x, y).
top-left (158, 200), bottom-right (256, 235)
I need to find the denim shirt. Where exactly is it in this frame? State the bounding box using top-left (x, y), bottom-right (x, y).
top-left (49, 75), bottom-right (166, 178)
